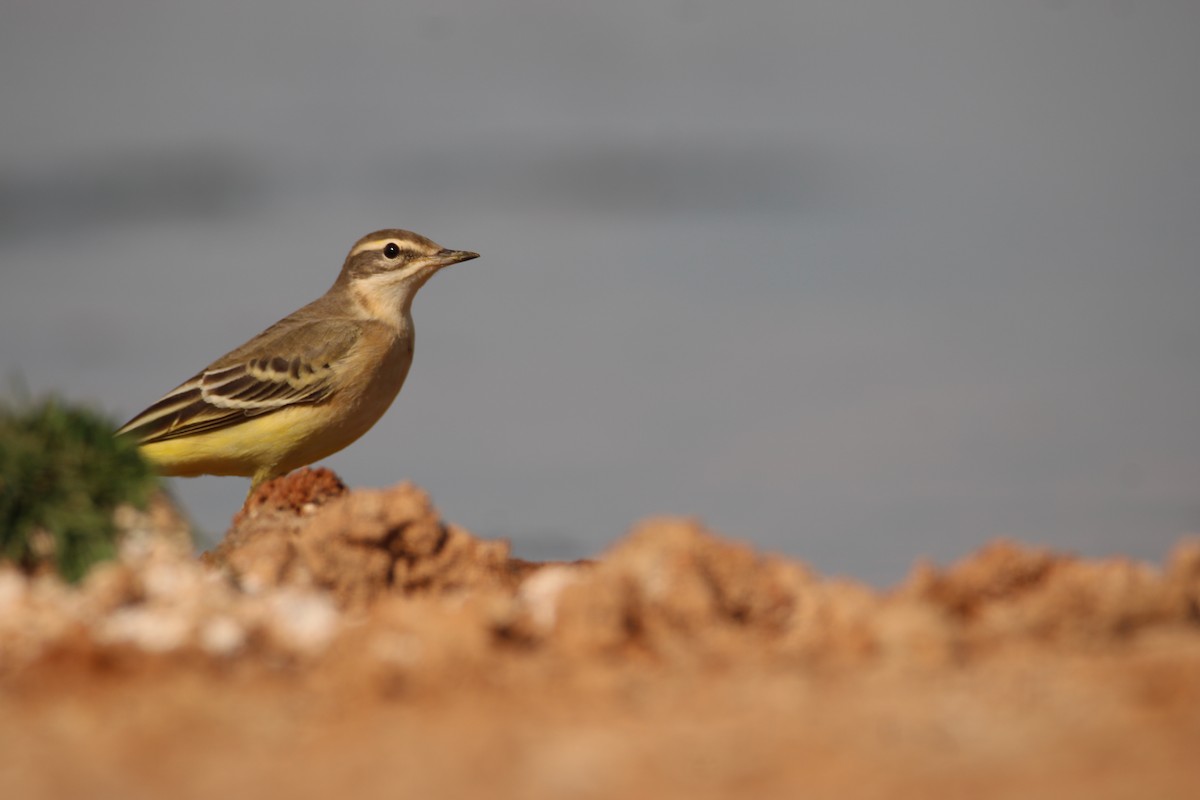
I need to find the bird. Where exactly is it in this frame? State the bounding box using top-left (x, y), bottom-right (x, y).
top-left (116, 229), bottom-right (479, 495)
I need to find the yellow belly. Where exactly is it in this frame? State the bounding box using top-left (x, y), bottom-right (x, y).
top-left (139, 403), bottom-right (349, 478)
top-left (140, 334), bottom-right (412, 485)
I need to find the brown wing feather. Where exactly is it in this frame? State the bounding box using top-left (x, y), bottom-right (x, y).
top-left (116, 319), bottom-right (364, 444)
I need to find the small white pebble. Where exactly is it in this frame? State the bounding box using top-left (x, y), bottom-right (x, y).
top-left (200, 616), bottom-right (246, 656)
top-left (267, 590), bottom-right (340, 653)
top-left (239, 573), bottom-right (267, 595)
top-left (142, 559), bottom-right (206, 601)
top-left (100, 607), bottom-right (190, 653)
top-left (518, 566), bottom-right (580, 631)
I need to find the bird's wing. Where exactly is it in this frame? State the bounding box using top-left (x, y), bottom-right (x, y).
top-left (116, 320), bottom-right (364, 444)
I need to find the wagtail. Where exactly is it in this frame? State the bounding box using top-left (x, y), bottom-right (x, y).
top-left (116, 229), bottom-right (478, 494)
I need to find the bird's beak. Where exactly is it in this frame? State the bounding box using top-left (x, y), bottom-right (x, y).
top-left (427, 248), bottom-right (480, 268)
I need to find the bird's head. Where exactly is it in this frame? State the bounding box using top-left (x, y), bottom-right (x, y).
top-left (337, 229), bottom-right (479, 323)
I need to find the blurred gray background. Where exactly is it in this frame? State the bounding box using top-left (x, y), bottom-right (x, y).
top-left (2, 1), bottom-right (1197, 584)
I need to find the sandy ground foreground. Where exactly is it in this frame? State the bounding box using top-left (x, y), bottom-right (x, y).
top-left (1, 469), bottom-right (1198, 799)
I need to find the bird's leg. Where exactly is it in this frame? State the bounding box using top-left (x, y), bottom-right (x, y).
top-left (247, 465), bottom-right (282, 500)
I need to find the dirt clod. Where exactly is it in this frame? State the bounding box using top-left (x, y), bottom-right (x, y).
top-left (2, 470), bottom-right (1198, 799)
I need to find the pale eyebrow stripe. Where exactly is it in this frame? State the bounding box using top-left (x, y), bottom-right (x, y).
top-left (347, 238), bottom-right (417, 258)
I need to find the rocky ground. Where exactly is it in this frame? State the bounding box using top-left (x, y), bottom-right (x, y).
top-left (2, 468), bottom-right (1198, 799)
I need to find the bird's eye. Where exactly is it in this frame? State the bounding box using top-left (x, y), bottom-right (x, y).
top-left (384, 243), bottom-right (401, 259)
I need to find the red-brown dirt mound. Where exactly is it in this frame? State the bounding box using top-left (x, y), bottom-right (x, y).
top-left (1, 468), bottom-right (1198, 799)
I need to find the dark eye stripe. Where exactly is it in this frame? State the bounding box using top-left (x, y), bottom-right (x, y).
top-left (383, 242), bottom-right (421, 260)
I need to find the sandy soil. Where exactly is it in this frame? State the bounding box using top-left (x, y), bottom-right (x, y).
top-left (2, 469), bottom-right (1198, 799)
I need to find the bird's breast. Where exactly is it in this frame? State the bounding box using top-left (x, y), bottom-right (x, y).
top-left (338, 330), bottom-right (414, 435)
